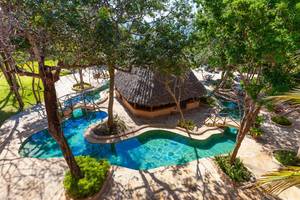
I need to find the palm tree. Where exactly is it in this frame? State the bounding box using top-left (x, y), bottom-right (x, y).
top-left (258, 166), bottom-right (300, 195)
top-left (258, 87), bottom-right (300, 194)
top-left (267, 87), bottom-right (300, 105)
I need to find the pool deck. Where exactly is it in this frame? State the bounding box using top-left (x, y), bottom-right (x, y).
top-left (1, 71), bottom-right (300, 200)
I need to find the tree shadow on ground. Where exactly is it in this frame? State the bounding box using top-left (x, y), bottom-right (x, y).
top-left (258, 112), bottom-right (300, 152)
top-left (102, 158), bottom-right (279, 200)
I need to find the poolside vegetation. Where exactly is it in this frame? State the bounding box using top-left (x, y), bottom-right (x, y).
top-left (64, 156), bottom-right (110, 199)
top-left (249, 115), bottom-right (265, 138)
top-left (177, 119), bottom-right (196, 131)
top-left (271, 115), bottom-right (292, 126)
top-left (215, 155), bottom-right (252, 183)
top-left (199, 96), bottom-right (217, 107)
top-left (94, 115), bottom-right (128, 136)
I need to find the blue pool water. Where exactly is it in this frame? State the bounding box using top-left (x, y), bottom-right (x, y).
top-left (19, 111), bottom-right (237, 170)
top-left (64, 81), bottom-right (109, 107)
top-left (220, 100), bottom-right (242, 120)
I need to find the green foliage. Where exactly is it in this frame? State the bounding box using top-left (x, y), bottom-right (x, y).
top-left (72, 83), bottom-right (93, 91)
top-left (215, 155), bottom-right (251, 182)
top-left (258, 166), bottom-right (300, 195)
top-left (254, 115), bottom-right (265, 127)
top-left (63, 156), bottom-right (110, 199)
top-left (274, 150), bottom-right (300, 166)
top-left (249, 127), bottom-right (264, 138)
top-left (195, 0), bottom-right (300, 98)
top-left (271, 115), bottom-right (292, 126)
top-left (178, 119), bottom-right (196, 131)
top-left (199, 96), bottom-right (217, 107)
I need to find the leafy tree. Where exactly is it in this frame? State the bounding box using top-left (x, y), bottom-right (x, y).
top-left (195, 0), bottom-right (300, 163)
top-left (0, 9), bottom-right (24, 110)
top-left (0, 0), bottom-right (102, 179)
top-left (53, 0), bottom-right (168, 133)
top-left (134, 0), bottom-right (195, 121)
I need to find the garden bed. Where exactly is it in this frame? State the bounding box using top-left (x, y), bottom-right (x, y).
top-left (273, 150), bottom-right (300, 166)
top-left (72, 83), bottom-right (93, 92)
top-left (64, 156), bottom-right (111, 200)
top-left (271, 115), bottom-right (293, 127)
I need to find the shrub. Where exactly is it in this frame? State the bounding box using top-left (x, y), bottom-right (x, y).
top-left (63, 156), bottom-right (110, 199)
top-left (254, 115), bottom-right (265, 127)
top-left (215, 155), bottom-right (251, 182)
top-left (274, 150), bottom-right (300, 166)
top-left (249, 127), bottom-right (264, 138)
top-left (72, 83), bottom-right (93, 91)
top-left (271, 115), bottom-right (292, 126)
top-left (199, 96), bottom-right (217, 107)
top-left (178, 119), bottom-right (196, 131)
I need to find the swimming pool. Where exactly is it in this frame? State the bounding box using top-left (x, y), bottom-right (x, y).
top-left (19, 111), bottom-right (237, 170)
top-left (219, 100), bottom-right (242, 120)
top-left (64, 81), bottom-right (109, 107)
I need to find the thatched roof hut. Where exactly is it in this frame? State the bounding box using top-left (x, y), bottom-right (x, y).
top-left (115, 68), bottom-right (206, 118)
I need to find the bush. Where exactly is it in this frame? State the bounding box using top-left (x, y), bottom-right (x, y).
top-left (249, 127), bottom-right (264, 138)
top-left (254, 115), bottom-right (265, 127)
top-left (274, 150), bottom-right (300, 166)
top-left (64, 156), bottom-right (110, 199)
top-left (178, 119), bottom-right (196, 131)
top-left (199, 96), bottom-right (217, 107)
top-left (271, 115), bottom-right (292, 126)
top-left (215, 155), bottom-right (251, 182)
top-left (72, 83), bottom-right (93, 91)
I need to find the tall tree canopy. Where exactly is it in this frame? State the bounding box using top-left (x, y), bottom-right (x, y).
top-left (194, 0), bottom-right (300, 162)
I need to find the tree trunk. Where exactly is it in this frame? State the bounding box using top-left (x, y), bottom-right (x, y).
top-left (79, 69), bottom-right (84, 90)
top-left (230, 96), bottom-right (261, 163)
top-left (107, 65), bottom-right (115, 133)
top-left (31, 70), bottom-right (41, 104)
top-left (164, 80), bottom-right (185, 121)
top-left (297, 146), bottom-right (300, 158)
top-left (41, 68), bottom-right (82, 179)
top-left (0, 53), bottom-right (24, 110)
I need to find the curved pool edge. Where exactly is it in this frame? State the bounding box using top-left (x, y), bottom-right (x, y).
top-left (84, 124), bottom-right (235, 144)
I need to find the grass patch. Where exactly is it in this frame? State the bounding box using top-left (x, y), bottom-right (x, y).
top-left (0, 75), bottom-right (44, 125)
top-left (63, 156), bottom-right (110, 199)
top-left (0, 60), bottom-right (71, 126)
top-left (271, 115), bottom-right (292, 126)
top-left (274, 150), bottom-right (300, 166)
top-left (215, 155), bottom-right (251, 182)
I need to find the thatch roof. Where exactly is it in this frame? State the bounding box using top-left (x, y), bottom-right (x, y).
top-left (115, 68), bottom-right (207, 107)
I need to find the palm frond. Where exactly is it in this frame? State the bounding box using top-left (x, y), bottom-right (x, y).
top-left (258, 166), bottom-right (300, 195)
top-left (266, 87), bottom-right (300, 105)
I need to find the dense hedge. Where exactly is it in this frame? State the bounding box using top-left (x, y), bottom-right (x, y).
top-left (64, 156), bottom-right (110, 199)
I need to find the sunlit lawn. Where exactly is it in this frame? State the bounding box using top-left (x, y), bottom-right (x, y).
top-left (0, 60), bottom-right (71, 125)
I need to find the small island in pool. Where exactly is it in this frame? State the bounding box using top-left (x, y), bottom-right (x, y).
top-left (19, 111), bottom-right (237, 170)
